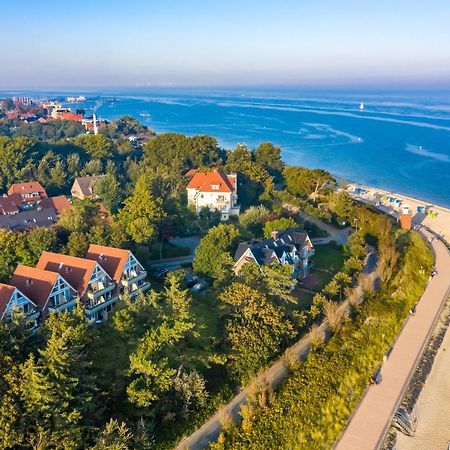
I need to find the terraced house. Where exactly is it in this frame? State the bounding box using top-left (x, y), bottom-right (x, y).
top-left (86, 245), bottom-right (150, 299)
top-left (9, 265), bottom-right (78, 319)
top-left (37, 252), bottom-right (117, 323)
top-left (0, 282), bottom-right (40, 325)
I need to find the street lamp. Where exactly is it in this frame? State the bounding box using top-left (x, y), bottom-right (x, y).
top-left (353, 218), bottom-right (358, 232)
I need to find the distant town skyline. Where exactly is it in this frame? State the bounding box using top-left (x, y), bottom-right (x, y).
top-left (1, 0), bottom-right (450, 88)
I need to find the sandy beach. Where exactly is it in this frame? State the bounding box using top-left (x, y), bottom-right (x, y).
top-left (346, 182), bottom-right (450, 241)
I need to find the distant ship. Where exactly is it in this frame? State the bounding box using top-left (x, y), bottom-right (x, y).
top-left (359, 102), bottom-right (365, 111)
top-left (139, 111), bottom-right (150, 117)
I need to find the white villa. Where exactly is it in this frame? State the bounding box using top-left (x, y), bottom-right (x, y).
top-left (186, 169), bottom-right (240, 221)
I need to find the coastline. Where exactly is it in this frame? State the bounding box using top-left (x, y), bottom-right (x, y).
top-left (344, 180), bottom-right (450, 242)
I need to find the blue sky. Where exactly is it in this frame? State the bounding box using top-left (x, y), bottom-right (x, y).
top-left (1, 0), bottom-right (449, 88)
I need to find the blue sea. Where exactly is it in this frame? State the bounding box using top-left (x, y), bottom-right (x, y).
top-left (11, 87), bottom-right (450, 207)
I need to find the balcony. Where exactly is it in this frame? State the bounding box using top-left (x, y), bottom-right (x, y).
top-left (121, 270), bottom-right (147, 287)
top-left (26, 310), bottom-right (41, 322)
top-left (87, 282), bottom-right (115, 300)
top-left (123, 281), bottom-right (151, 299)
top-left (48, 297), bottom-right (78, 314)
top-left (85, 295), bottom-right (119, 317)
top-left (301, 248), bottom-right (315, 259)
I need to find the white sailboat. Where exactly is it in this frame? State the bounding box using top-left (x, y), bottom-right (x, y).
top-left (359, 102), bottom-right (365, 111)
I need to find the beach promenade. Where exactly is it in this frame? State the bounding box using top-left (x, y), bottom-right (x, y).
top-left (334, 230), bottom-right (450, 450)
top-left (346, 182), bottom-right (450, 241)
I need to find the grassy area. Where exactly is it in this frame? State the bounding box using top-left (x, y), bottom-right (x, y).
top-left (308, 269), bottom-right (334, 292)
top-left (313, 244), bottom-right (345, 272)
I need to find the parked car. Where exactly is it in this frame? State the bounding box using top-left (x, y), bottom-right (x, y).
top-left (190, 281), bottom-right (208, 293)
top-left (154, 268), bottom-right (169, 278)
top-left (185, 274), bottom-right (199, 288)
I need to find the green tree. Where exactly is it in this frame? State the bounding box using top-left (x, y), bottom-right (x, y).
top-left (117, 175), bottom-right (165, 244)
top-left (284, 166), bottom-right (335, 201)
top-left (193, 224), bottom-right (239, 285)
top-left (263, 217), bottom-right (297, 238)
top-left (94, 173), bottom-right (122, 213)
top-left (254, 142), bottom-right (284, 182)
top-left (74, 134), bottom-right (114, 159)
top-left (238, 205), bottom-right (270, 236)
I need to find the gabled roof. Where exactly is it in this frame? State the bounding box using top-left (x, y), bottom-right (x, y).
top-left (39, 196), bottom-right (71, 215)
top-left (0, 194), bottom-right (21, 215)
top-left (72, 176), bottom-right (104, 197)
top-left (0, 207), bottom-right (58, 231)
top-left (9, 265), bottom-right (61, 310)
top-left (8, 182), bottom-right (47, 197)
top-left (86, 244), bottom-right (132, 282)
top-left (186, 169), bottom-right (235, 193)
top-left (0, 283), bottom-right (37, 319)
top-left (36, 252), bottom-right (102, 295)
top-left (234, 228), bottom-right (311, 267)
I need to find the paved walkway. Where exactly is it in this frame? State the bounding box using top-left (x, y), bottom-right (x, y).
top-left (334, 231), bottom-right (450, 450)
top-left (175, 249), bottom-right (378, 450)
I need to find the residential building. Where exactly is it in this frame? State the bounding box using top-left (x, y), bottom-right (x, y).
top-left (10, 265), bottom-right (78, 319)
top-left (37, 252), bottom-right (117, 322)
top-left (71, 175), bottom-right (105, 200)
top-left (233, 228), bottom-right (314, 279)
top-left (8, 182), bottom-right (47, 206)
top-left (186, 169), bottom-right (240, 221)
top-left (0, 283), bottom-right (40, 324)
top-left (86, 244), bottom-right (150, 299)
top-left (0, 183), bottom-right (70, 231)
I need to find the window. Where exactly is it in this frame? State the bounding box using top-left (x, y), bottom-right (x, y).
top-left (211, 184), bottom-right (220, 190)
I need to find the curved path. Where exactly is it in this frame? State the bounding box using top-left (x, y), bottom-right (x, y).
top-left (334, 230), bottom-right (450, 450)
top-left (175, 249), bottom-right (378, 450)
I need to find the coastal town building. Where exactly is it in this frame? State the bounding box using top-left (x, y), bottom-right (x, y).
top-left (186, 169), bottom-right (240, 221)
top-left (86, 244), bottom-right (150, 299)
top-left (36, 252), bottom-right (116, 323)
top-left (0, 282), bottom-right (39, 324)
top-left (10, 265), bottom-right (78, 319)
top-left (71, 175), bottom-right (105, 200)
top-left (233, 228), bottom-right (314, 279)
top-left (0, 183), bottom-right (70, 231)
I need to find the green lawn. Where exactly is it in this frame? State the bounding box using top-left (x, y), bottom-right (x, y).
top-left (313, 244), bottom-right (345, 272)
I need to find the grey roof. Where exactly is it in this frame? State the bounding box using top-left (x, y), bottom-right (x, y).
top-left (73, 175), bottom-right (104, 196)
top-left (234, 228), bottom-right (310, 266)
top-left (0, 207), bottom-right (58, 231)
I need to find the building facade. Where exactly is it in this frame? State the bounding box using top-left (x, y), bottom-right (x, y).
top-left (186, 169), bottom-right (240, 221)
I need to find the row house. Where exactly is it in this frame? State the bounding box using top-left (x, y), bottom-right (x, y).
top-left (0, 245), bottom-right (150, 325)
top-left (86, 244), bottom-right (151, 300)
top-left (0, 282), bottom-right (40, 325)
top-left (37, 252), bottom-right (117, 323)
top-left (9, 266), bottom-right (77, 320)
top-left (233, 228), bottom-right (315, 280)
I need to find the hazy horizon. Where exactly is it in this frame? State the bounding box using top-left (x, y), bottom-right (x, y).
top-left (1, 0), bottom-right (449, 89)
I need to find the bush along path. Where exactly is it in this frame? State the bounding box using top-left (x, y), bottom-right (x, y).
top-left (174, 246), bottom-right (379, 450)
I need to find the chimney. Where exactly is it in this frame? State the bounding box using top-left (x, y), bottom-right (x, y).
top-left (271, 230), bottom-right (279, 241)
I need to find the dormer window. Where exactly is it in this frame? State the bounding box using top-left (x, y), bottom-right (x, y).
top-left (211, 184), bottom-right (220, 190)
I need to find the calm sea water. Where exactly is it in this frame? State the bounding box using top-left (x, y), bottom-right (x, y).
top-left (14, 88), bottom-right (450, 207)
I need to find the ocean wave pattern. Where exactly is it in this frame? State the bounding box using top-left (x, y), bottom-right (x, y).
top-left (47, 88), bottom-right (450, 207)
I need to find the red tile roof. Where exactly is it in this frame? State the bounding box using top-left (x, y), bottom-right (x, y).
top-left (59, 112), bottom-right (83, 121)
top-left (86, 244), bottom-right (130, 282)
top-left (36, 252), bottom-right (99, 295)
top-left (0, 194), bottom-right (21, 215)
top-left (10, 265), bottom-right (60, 310)
top-left (8, 182), bottom-right (47, 198)
top-left (186, 169), bottom-right (235, 193)
top-left (39, 196), bottom-right (71, 215)
top-left (0, 283), bottom-right (17, 318)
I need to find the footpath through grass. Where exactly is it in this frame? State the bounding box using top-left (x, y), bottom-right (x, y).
top-left (210, 231), bottom-right (432, 450)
